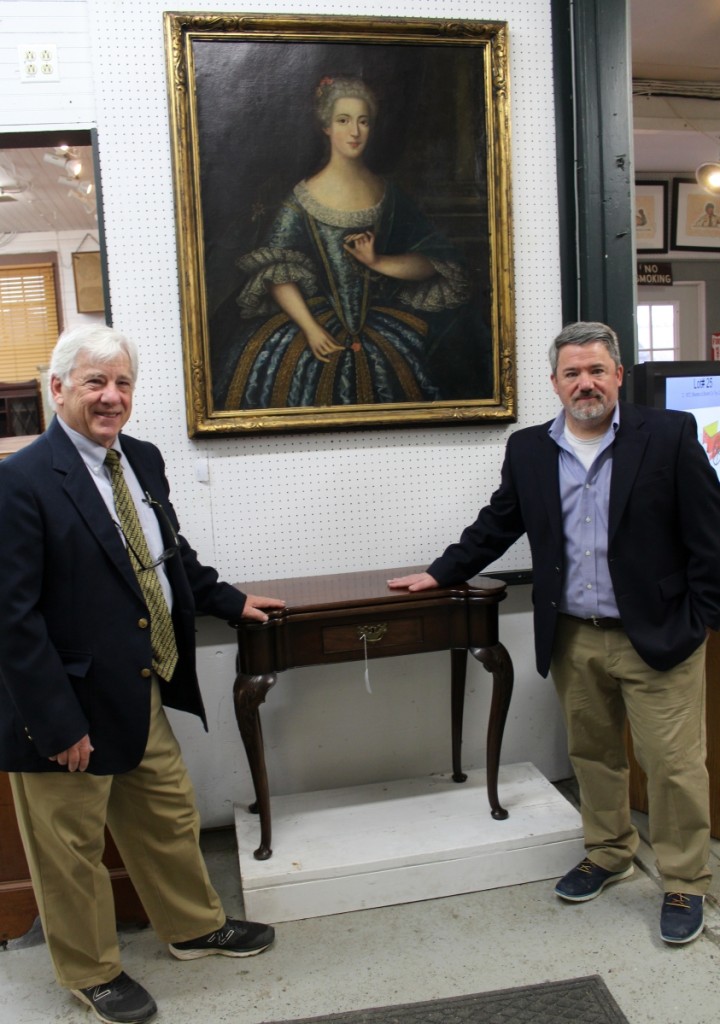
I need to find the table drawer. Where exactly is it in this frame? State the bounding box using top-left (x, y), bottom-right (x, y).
top-left (322, 616), bottom-right (424, 655)
top-left (245, 593), bottom-right (474, 671)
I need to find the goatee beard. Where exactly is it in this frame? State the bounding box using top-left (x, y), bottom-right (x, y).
top-left (570, 396), bottom-right (607, 422)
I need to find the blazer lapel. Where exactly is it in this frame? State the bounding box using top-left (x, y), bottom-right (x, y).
top-left (531, 424), bottom-right (564, 546)
top-left (47, 420), bottom-right (142, 598)
top-left (608, 404), bottom-right (650, 541)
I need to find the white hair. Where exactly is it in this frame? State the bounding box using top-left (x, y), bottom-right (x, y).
top-left (314, 75), bottom-right (378, 128)
top-left (48, 324), bottom-right (139, 409)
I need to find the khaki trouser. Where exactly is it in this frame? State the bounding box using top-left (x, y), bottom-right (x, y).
top-left (551, 615), bottom-right (711, 895)
top-left (10, 679), bottom-right (225, 989)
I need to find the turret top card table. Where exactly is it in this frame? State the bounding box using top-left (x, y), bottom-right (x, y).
top-left (232, 566), bottom-right (514, 859)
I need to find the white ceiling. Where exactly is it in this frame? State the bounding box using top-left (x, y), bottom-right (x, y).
top-left (630, 0), bottom-right (720, 83)
top-left (631, 0), bottom-right (720, 173)
top-left (1, 1), bottom-right (719, 236)
top-left (0, 144), bottom-right (97, 236)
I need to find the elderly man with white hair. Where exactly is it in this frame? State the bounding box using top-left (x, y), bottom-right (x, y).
top-left (0, 325), bottom-right (284, 1024)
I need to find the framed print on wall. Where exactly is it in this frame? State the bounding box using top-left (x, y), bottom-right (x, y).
top-left (671, 178), bottom-right (720, 252)
top-left (634, 180), bottom-right (667, 253)
top-left (164, 13), bottom-right (515, 436)
top-left (71, 251), bottom-right (105, 314)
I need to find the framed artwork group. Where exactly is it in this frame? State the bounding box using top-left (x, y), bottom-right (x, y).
top-left (635, 177), bottom-right (720, 255)
top-left (164, 12), bottom-right (515, 437)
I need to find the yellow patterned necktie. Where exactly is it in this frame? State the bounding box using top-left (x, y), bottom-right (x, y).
top-left (104, 449), bottom-right (178, 682)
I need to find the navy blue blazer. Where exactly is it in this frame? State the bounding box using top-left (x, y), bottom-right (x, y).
top-left (429, 402), bottom-right (720, 676)
top-left (0, 418), bottom-right (248, 773)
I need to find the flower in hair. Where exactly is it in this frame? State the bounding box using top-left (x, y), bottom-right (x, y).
top-left (316, 75), bottom-right (334, 96)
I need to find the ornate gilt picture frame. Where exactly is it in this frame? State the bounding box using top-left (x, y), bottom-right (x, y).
top-left (164, 13), bottom-right (515, 435)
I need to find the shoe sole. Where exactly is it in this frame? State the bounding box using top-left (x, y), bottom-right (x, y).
top-left (661, 922), bottom-right (705, 945)
top-left (70, 988), bottom-right (157, 1024)
top-left (554, 864), bottom-right (634, 902)
top-left (168, 939), bottom-right (273, 960)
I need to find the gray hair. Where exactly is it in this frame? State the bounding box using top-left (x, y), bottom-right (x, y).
top-left (549, 321), bottom-right (622, 374)
top-left (314, 75), bottom-right (378, 128)
top-left (49, 324), bottom-right (139, 408)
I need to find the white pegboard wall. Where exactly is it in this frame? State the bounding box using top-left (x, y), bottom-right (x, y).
top-left (87, 0), bottom-right (561, 584)
top-left (202, 428), bottom-right (529, 584)
top-left (0, 1), bottom-right (97, 131)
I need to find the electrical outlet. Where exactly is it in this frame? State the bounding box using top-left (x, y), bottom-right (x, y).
top-left (19, 44), bottom-right (59, 83)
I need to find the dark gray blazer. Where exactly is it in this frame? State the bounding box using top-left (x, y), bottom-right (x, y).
top-left (429, 402), bottom-right (720, 676)
top-left (0, 417), bottom-right (247, 773)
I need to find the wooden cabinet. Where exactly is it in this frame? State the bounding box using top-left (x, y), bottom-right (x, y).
top-left (0, 380), bottom-right (43, 438)
top-left (0, 772), bottom-right (148, 941)
top-left (0, 773), bottom-right (37, 940)
top-left (628, 630), bottom-right (720, 839)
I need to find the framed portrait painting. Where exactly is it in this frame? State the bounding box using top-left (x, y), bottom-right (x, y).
top-left (634, 180), bottom-right (667, 253)
top-left (671, 178), bottom-right (720, 252)
top-left (164, 13), bottom-right (515, 436)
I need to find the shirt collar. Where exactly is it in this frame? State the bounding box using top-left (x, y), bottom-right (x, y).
top-left (55, 415), bottom-right (123, 472)
top-left (548, 403), bottom-right (620, 445)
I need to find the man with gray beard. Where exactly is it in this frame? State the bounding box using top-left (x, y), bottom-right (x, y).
top-left (389, 321), bottom-right (720, 946)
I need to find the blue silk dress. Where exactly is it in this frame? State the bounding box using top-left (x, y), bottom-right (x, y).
top-left (211, 180), bottom-right (470, 410)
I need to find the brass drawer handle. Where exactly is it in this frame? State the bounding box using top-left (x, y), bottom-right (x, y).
top-left (357, 623), bottom-right (388, 643)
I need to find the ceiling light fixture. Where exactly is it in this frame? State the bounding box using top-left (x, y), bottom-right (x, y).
top-left (655, 100), bottom-right (720, 198)
top-left (43, 152), bottom-right (66, 169)
top-left (0, 155), bottom-right (31, 194)
top-left (59, 176), bottom-right (93, 196)
top-left (44, 151), bottom-right (82, 177)
top-left (696, 162), bottom-right (720, 196)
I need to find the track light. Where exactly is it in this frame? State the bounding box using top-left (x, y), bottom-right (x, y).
top-left (65, 156), bottom-right (83, 178)
top-left (44, 151), bottom-right (82, 177)
top-left (0, 156), bottom-right (30, 194)
top-left (59, 176), bottom-right (93, 196)
top-left (43, 153), bottom-right (66, 169)
top-left (696, 162), bottom-right (720, 196)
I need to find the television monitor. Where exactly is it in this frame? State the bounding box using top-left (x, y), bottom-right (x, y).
top-left (626, 361), bottom-right (720, 478)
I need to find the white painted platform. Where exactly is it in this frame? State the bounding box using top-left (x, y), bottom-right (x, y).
top-left (234, 762), bottom-right (584, 923)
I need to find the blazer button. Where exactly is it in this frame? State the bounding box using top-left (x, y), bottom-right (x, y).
top-left (140, 668), bottom-right (152, 678)
top-left (138, 618), bottom-right (149, 629)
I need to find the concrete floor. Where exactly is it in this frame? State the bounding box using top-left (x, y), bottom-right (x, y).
top-left (1, 784), bottom-right (719, 1024)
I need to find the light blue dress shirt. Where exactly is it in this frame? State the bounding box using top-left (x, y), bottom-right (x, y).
top-left (548, 405), bottom-right (621, 620)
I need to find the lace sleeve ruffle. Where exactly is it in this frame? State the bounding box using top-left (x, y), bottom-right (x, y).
top-left (234, 247), bottom-right (318, 318)
top-left (396, 257), bottom-right (471, 312)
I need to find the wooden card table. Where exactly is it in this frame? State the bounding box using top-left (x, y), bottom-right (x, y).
top-left (233, 567), bottom-right (514, 860)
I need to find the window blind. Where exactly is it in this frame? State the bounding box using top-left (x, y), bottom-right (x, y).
top-left (0, 263), bottom-right (59, 381)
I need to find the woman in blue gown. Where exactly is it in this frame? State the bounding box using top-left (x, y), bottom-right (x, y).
top-left (211, 76), bottom-right (471, 410)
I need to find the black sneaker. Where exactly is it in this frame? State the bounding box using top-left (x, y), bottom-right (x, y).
top-left (660, 892), bottom-right (705, 944)
top-left (71, 972), bottom-right (157, 1024)
top-left (168, 918), bottom-right (275, 960)
top-left (554, 857), bottom-right (634, 902)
